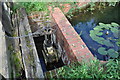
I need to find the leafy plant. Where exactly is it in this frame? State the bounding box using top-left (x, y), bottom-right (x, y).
top-left (56, 59), bottom-right (120, 79)
top-left (87, 2), bottom-right (96, 11)
top-left (66, 2), bottom-right (119, 19)
top-left (11, 2), bottom-right (48, 13)
top-left (22, 2), bottom-right (48, 12)
top-left (90, 22), bottom-right (119, 58)
top-left (116, 39), bottom-right (120, 47)
top-left (103, 59), bottom-right (120, 79)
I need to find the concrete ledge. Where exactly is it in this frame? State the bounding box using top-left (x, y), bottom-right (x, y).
top-left (51, 7), bottom-right (95, 63)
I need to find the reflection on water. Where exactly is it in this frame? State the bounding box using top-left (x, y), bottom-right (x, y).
top-left (69, 4), bottom-right (120, 60)
top-left (74, 19), bottom-right (119, 60)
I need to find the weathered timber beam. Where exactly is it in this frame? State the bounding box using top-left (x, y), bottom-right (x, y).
top-left (10, 13), bottom-right (23, 79)
top-left (19, 8), bottom-right (44, 79)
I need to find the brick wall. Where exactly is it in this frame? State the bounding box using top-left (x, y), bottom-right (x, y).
top-left (50, 7), bottom-right (95, 64)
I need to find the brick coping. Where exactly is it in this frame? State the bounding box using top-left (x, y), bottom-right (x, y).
top-left (49, 2), bottom-right (107, 63)
top-left (50, 7), bottom-right (95, 63)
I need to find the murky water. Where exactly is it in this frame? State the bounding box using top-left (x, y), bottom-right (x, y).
top-left (68, 4), bottom-right (120, 60)
top-left (34, 36), bottom-right (64, 72)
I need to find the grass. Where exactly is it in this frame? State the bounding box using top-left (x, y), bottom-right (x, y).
top-left (12, 2), bottom-right (48, 13)
top-left (20, 2), bottom-right (48, 12)
top-left (11, 2), bottom-right (76, 13)
top-left (56, 59), bottom-right (120, 79)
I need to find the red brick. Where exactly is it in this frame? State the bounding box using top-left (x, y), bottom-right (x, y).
top-left (51, 7), bottom-right (95, 63)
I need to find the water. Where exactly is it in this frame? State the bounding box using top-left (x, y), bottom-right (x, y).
top-left (68, 4), bottom-right (120, 60)
top-left (34, 36), bottom-right (64, 72)
top-left (33, 36), bottom-right (47, 72)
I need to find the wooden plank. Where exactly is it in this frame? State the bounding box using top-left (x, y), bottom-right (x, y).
top-left (19, 19), bottom-right (34, 78)
top-left (19, 8), bottom-right (44, 78)
top-left (10, 13), bottom-right (23, 78)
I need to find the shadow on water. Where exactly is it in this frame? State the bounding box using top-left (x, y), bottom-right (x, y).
top-left (68, 4), bottom-right (120, 61)
top-left (33, 36), bottom-right (47, 72)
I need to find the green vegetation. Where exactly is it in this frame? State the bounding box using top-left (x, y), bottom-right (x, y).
top-left (11, 52), bottom-right (23, 77)
top-left (20, 2), bottom-right (48, 12)
top-left (11, 2), bottom-right (120, 16)
top-left (90, 22), bottom-right (119, 58)
top-left (116, 39), bottom-right (120, 47)
top-left (55, 2), bottom-right (119, 79)
top-left (57, 59), bottom-right (120, 79)
top-left (12, 2), bottom-right (48, 13)
top-left (66, 2), bottom-right (120, 19)
top-left (10, 2), bottom-right (120, 79)
top-left (8, 44), bottom-right (23, 78)
top-left (12, 2), bottom-right (77, 13)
